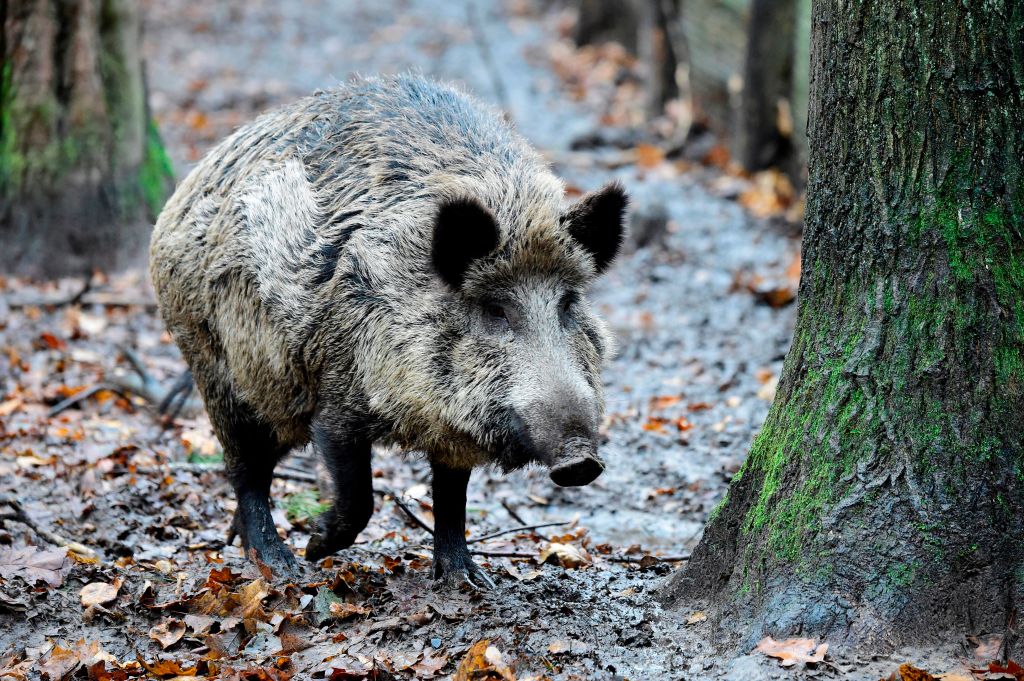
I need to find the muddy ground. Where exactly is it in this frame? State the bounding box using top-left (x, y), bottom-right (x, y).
top-left (0, 1), bottom-right (987, 679)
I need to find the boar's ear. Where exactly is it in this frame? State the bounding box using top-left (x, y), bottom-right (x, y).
top-left (561, 182), bottom-right (628, 274)
top-left (432, 197), bottom-right (501, 289)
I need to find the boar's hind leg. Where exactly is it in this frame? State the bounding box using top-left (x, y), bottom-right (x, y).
top-left (304, 425), bottom-right (374, 562)
top-left (209, 394), bottom-right (297, 572)
top-left (430, 462), bottom-right (496, 589)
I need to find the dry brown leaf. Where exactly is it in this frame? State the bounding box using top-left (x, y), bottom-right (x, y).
top-left (80, 579), bottom-right (121, 608)
top-left (0, 546), bottom-right (71, 587)
top-left (37, 645), bottom-right (81, 681)
top-left (411, 649), bottom-right (449, 677)
top-left (453, 640), bottom-right (516, 681)
top-left (755, 636), bottom-right (828, 667)
top-left (137, 655), bottom-right (198, 677)
top-left (648, 394), bottom-right (682, 411)
top-left (148, 619), bottom-right (186, 649)
top-left (880, 663), bottom-right (939, 681)
top-left (238, 579), bottom-right (271, 621)
top-left (328, 601), bottom-right (372, 620)
top-left (634, 144), bottom-right (665, 169)
top-left (685, 611), bottom-right (707, 625)
top-left (539, 542), bottom-right (591, 568)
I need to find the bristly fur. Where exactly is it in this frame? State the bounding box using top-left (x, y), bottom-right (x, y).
top-left (150, 74), bottom-right (624, 472)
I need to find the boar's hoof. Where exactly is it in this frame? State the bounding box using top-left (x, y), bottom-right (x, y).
top-left (549, 439), bottom-right (605, 487)
top-left (304, 510), bottom-right (367, 562)
top-left (227, 509), bottom-right (300, 578)
top-left (433, 550), bottom-right (496, 590)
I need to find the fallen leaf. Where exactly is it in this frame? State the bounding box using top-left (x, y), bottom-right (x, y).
top-left (149, 619), bottom-right (186, 649)
top-left (238, 579), bottom-right (270, 621)
top-left (38, 645), bottom-right (81, 681)
top-left (539, 542), bottom-right (591, 568)
top-left (329, 601), bottom-right (371, 620)
top-left (634, 144), bottom-right (665, 169)
top-left (642, 416), bottom-right (671, 433)
top-left (648, 394), bottom-right (682, 411)
top-left (755, 636), bottom-right (828, 667)
top-left (0, 546), bottom-right (71, 587)
top-left (0, 398), bottom-right (22, 416)
top-left (880, 663), bottom-right (938, 681)
top-left (80, 579), bottom-right (121, 608)
top-left (454, 640), bottom-right (516, 681)
top-left (686, 611), bottom-right (707, 625)
top-left (137, 656), bottom-right (198, 677)
top-left (412, 648), bottom-right (449, 677)
top-left (968, 633), bottom-right (1004, 662)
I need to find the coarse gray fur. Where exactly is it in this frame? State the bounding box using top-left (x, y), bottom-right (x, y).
top-left (150, 73), bottom-right (626, 576)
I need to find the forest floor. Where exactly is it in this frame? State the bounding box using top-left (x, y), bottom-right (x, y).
top-left (0, 1), bottom-right (999, 680)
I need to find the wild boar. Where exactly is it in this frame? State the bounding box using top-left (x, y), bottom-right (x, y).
top-left (149, 74), bottom-right (627, 586)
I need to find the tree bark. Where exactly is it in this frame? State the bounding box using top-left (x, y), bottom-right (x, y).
top-left (0, 0), bottom-right (173, 277)
top-left (665, 0), bottom-right (1024, 650)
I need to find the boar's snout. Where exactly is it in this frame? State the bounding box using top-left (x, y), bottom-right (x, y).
top-left (511, 385), bottom-right (604, 487)
top-left (549, 437), bottom-right (604, 487)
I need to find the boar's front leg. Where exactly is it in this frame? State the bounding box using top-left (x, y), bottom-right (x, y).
top-left (305, 424), bottom-right (374, 562)
top-left (430, 462), bottom-right (495, 589)
top-left (219, 416), bottom-right (298, 575)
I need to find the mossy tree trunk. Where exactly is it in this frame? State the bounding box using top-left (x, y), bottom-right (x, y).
top-left (665, 0), bottom-right (1023, 649)
top-left (1, 0), bottom-right (173, 277)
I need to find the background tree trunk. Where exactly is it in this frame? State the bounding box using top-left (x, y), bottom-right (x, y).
top-left (732, 0), bottom-right (795, 174)
top-left (0, 0), bottom-right (173, 278)
top-left (679, 0), bottom-right (748, 138)
top-left (665, 0), bottom-right (1023, 650)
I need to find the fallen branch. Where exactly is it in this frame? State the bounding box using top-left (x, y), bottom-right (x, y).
top-left (500, 499), bottom-right (528, 526)
top-left (375, 488), bottom-right (435, 535)
top-left (468, 521), bottom-right (570, 544)
top-left (0, 495), bottom-right (98, 558)
top-left (606, 554), bottom-right (690, 564)
top-left (47, 385), bottom-right (111, 417)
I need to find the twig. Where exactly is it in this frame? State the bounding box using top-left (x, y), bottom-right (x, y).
top-left (468, 521), bottom-right (569, 544)
top-left (472, 550), bottom-right (535, 558)
top-left (47, 384), bottom-right (123, 417)
top-left (500, 499), bottom-right (528, 526)
top-left (606, 554), bottom-right (690, 563)
top-left (0, 495), bottom-right (97, 557)
top-left (466, 0), bottom-right (511, 116)
top-left (375, 488), bottom-right (434, 534)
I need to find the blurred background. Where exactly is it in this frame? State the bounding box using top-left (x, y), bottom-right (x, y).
top-left (2, 0), bottom-right (809, 277)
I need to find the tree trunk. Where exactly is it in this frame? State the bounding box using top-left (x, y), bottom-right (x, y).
top-left (679, 0), bottom-right (749, 136)
top-left (0, 0), bottom-right (173, 278)
top-left (665, 0), bottom-right (1024, 651)
top-left (732, 0), bottom-right (795, 173)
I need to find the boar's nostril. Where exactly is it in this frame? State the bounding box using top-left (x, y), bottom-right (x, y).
top-left (548, 437), bottom-right (604, 487)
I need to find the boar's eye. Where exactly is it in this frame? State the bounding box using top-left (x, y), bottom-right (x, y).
top-left (560, 291), bottom-right (578, 316)
top-left (482, 301), bottom-right (511, 334)
top-left (484, 302), bottom-right (508, 322)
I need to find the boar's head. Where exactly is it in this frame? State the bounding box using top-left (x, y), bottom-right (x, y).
top-left (430, 183), bottom-right (628, 487)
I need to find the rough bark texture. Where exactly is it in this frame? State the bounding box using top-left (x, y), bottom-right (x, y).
top-left (0, 0), bottom-right (173, 277)
top-left (665, 0), bottom-right (1024, 650)
top-left (733, 0), bottom-right (795, 173)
